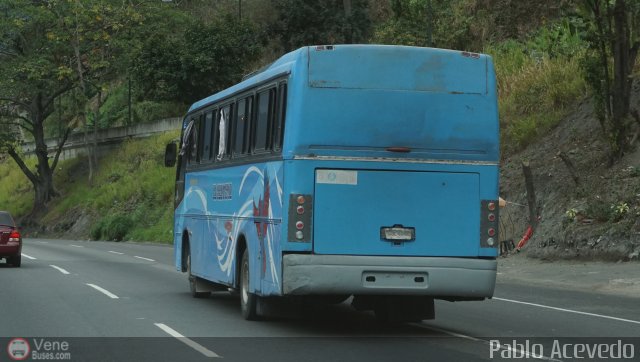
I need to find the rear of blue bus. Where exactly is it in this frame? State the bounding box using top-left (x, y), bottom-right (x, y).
top-left (279, 45), bottom-right (499, 313)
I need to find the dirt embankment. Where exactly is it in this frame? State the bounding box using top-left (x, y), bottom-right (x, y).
top-left (499, 85), bottom-right (640, 261)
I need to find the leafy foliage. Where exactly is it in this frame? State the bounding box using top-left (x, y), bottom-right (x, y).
top-left (38, 131), bottom-right (179, 242)
top-left (486, 22), bottom-right (588, 152)
top-left (91, 214), bottom-right (134, 241)
top-left (577, 0), bottom-right (640, 161)
top-left (372, 0), bottom-right (574, 51)
top-left (131, 15), bottom-right (263, 104)
top-left (269, 0), bottom-right (371, 52)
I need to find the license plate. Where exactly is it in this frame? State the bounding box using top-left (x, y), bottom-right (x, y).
top-left (380, 226), bottom-right (415, 241)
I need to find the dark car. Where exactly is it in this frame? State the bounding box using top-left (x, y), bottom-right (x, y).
top-left (0, 211), bottom-right (22, 267)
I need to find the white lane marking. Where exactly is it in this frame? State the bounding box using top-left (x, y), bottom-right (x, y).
top-left (134, 256), bottom-right (155, 262)
top-left (494, 297), bottom-right (640, 325)
top-left (415, 324), bottom-right (560, 362)
top-left (37, 241), bottom-right (49, 244)
top-left (86, 283), bottom-right (119, 299)
top-left (154, 323), bottom-right (220, 358)
top-left (108, 251), bottom-right (125, 255)
top-left (21, 253), bottom-right (36, 260)
top-left (70, 244), bottom-right (84, 248)
top-left (49, 265), bottom-right (70, 275)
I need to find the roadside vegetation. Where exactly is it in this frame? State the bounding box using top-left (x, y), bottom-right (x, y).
top-left (0, 131), bottom-right (177, 243)
top-left (487, 22), bottom-right (588, 153)
top-left (0, 1), bottom-right (638, 257)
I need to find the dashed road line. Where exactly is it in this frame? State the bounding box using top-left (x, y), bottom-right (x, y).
top-left (494, 297), bottom-right (640, 325)
top-left (21, 253), bottom-right (37, 260)
top-left (70, 244), bottom-right (84, 248)
top-left (154, 323), bottom-right (220, 358)
top-left (134, 256), bottom-right (155, 262)
top-left (86, 283), bottom-right (119, 299)
top-left (108, 251), bottom-right (125, 255)
top-left (49, 265), bottom-right (70, 275)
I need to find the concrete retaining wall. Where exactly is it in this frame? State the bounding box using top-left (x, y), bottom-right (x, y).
top-left (21, 118), bottom-right (182, 160)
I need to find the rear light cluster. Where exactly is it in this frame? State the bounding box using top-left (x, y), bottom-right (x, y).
top-left (8, 231), bottom-right (20, 245)
top-left (480, 200), bottom-right (499, 248)
top-left (288, 194), bottom-right (312, 242)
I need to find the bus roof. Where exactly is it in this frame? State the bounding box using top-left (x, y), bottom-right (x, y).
top-left (187, 47), bottom-right (303, 113)
top-left (187, 44), bottom-right (493, 114)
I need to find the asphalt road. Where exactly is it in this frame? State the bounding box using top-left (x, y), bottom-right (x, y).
top-left (1, 238), bottom-right (638, 362)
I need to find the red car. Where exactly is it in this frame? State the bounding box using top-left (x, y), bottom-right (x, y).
top-left (0, 211), bottom-right (22, 267)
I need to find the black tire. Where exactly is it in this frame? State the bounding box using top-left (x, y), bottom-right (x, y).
top-left (186, 245), bottom-right (210, 298)
top-left (240, 249), bottom-right (259, 320)
top-left (8, 254), bottom-right (21, 268)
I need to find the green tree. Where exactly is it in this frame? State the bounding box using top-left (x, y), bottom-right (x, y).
top-left (132, 15), bottom-right (263, 104)
top-left (0, 0), bottom-right (145, 216)
top-left (269, 0), bottom-right (371, 52)
top-left (0, 1), bottom-right (75, 217)
top-left (579, 0), bottom-right (640, 162)
top-left (372, 0), bottom-right (480, 50)
top-left (372, 0), bottom-right (573, 51)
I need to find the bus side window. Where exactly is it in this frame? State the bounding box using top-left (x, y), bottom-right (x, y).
top-left (217, 106), bottom-right (231, 161)
top-left (234, 96), bottom-right (252, 156)
top-left (188, 116), bottom-right (200, 165)
top-left (274, 83), bottom-right (287, 151)
top-left (210, 109), bottom-right (219, 161)
top-left (200, 111), bottom-right (213, 163)
top-left (254, 89), bottom-right (274, 152)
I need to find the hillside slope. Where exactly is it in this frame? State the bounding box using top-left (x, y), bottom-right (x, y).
top-left (500, 84), bottom-right (640, 261)
top-left (9, 131), bottom-right (180, 243)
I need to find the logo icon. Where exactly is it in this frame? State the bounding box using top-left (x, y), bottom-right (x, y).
top-left (7, 338), bottom-right (30, 361)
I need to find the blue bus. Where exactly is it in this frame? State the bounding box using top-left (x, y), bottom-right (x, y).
top-left (164, 44), bottom-right (500, 321)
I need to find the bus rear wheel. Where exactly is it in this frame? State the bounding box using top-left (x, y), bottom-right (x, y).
top-left (240, 250), bottom-right (259, 320)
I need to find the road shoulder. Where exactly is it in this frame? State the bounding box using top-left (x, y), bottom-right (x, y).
top-left (497, 254), bottom-right (640, 298)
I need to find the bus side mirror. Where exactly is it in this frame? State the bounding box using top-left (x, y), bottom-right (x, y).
top-left (165, 142), bottom-right (177, 167)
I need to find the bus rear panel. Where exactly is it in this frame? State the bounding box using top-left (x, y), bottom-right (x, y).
top-left (279, 45), bottom-right (499, 299)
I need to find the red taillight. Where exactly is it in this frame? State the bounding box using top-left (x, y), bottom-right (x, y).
top-left (481, 200), bottom-right (499, 248)
top-left (290, 194), bottom-right (312, 242)
top-left (9, 231), bottom-right (20, 242)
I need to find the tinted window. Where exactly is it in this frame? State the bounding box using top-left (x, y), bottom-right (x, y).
top-left (255, 89), bottom-right (274, 152)
top-left (234, 97), bottom-right (252, 155)
top-left (274, 83), bottom-right (287, 150)
top-left (217, 106), bottom-right (232, 160)
top-left (200, 112), bottom-right (213, 163)
top-left (0, 212), bottom-right (14, 226)
top-left (209, 109), bottom-right (219, 161)
top-left (188, 117), bottom-right (199, 164)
